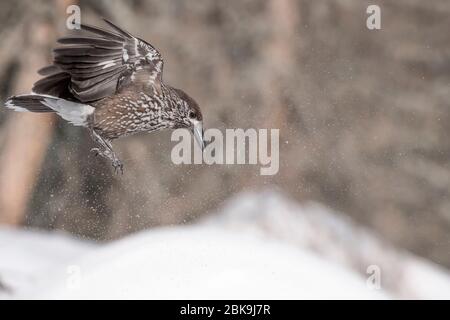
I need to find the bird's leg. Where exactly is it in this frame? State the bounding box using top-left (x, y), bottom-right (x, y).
top-left (90, 130), bottom-right (123, 174)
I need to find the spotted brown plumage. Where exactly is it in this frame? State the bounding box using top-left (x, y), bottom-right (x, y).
top-left (4, 19), bottom-right (204, 174)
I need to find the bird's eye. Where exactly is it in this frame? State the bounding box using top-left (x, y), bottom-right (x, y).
top-left (189, 111), bottom-right (197, 119)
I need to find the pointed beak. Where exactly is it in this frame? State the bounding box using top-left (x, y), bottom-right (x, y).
top-left (193, 121), bottom-right (205, 151)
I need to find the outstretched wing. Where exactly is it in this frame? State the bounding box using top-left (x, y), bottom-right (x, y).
top-left (52, 19), bottom-right (164, 102)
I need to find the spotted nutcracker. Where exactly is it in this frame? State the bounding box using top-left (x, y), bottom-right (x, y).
top-left (5, 19), bottom-right (204, 174)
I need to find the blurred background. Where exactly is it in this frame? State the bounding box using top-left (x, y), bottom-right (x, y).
top-left (0, 0), bottom-right (449, 299)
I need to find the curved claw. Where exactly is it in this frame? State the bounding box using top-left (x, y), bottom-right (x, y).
top-left (112, 159), bottom-right (124, 175)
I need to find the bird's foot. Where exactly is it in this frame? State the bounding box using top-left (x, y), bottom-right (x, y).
top-left (91, 147), bottom-right (123, 174)
top-left (112, 158), bottom-right (124, 175)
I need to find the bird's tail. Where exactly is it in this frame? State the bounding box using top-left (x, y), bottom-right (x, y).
top-left (5, 94), bottom-right (94, 127)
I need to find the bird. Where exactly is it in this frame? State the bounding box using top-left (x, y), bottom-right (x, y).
top-left (4, 19), bottom-right (204, 174)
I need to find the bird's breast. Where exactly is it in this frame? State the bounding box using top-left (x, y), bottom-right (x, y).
top-left (92, 91), bottom-right (168, 139)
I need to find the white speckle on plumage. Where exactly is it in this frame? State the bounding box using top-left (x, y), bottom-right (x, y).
top-left (99, 60), bottom-right (116, 69)
top-left (122, 48), bottom-right (129, 62)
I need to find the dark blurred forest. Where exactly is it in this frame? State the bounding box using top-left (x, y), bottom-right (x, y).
top-left (0, 0), bottom-right (449, 267)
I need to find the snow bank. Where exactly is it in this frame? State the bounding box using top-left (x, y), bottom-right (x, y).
top-left (42, 227), bottom-right (387, 299)
top-left (0, 228), bottom-right (95, 298)
top-left (1, 225), bottom-right (385, 299)
top-left (206, 190), bottom-right (450, 299)
top-left (1, 190), bottom-right (449, 299)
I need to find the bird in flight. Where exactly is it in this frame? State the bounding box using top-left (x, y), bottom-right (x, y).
top-left (5, 19), bottom-right (204, 174)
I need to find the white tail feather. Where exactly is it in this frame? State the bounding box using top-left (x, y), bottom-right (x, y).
top-left (5, 94), bottom-right (94, 127)
top-left (41, 97), bottom-right (94, 126)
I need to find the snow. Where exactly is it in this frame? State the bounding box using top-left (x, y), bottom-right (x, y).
top-left (1, 190), bottom-right (449, 299)
top-left (47, 227), bottom-right (391, 299)
top-left (1, 226), bottom-right (384, 300)
top-left (207, 190), bottom-right (450, 299)
top-left (0, 228), bottom-right (95, 298)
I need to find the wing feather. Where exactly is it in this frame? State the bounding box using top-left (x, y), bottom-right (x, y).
top-left (53, 46), bottom-right (122, 57)
top-left (49, 18), bottom-right (164, 102)
top-left (101, 19), bottom-right (134, 39)
top-left (57, 37), bottom-right (123, 48)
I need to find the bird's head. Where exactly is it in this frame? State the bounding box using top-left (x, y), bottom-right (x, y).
top-left (171, 88), bottom-right (204, 151)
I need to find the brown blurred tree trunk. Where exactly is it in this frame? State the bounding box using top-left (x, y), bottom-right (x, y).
top-left (264, 0), bottom-right (299, 129)
top-left (0, 23), bottom-right (55, 225)
top-left (239, 0), bottom-right (299, 190)
top-left (0, 0), bottom-right (77, 225)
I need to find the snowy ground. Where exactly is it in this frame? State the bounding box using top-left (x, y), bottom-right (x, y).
top-left (1, 190), bottom-right (449, 299)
